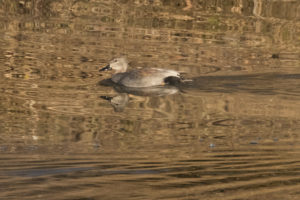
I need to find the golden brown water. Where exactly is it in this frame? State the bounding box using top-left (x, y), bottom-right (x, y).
top-left (1, 0), bottom-right (300, 199)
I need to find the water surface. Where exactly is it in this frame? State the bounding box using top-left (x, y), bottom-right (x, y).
top-left (1, 0), bottom-right (300, 199)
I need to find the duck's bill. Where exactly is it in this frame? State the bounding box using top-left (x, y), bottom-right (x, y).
top-left (100, 96), bottom-right (113, 101)
top-left (99, 64), bottom-right (112, 72)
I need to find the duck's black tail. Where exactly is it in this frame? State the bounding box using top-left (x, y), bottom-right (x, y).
top-left (164, 75), bottom-right (193, 93)
top-left (164, 76), bottom-right (181, 86)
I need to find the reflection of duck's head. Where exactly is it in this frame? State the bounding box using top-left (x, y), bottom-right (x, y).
top-left (101, 93), bottom-right (129, 112)
top-left (100, 57), bottom-right (183, 88)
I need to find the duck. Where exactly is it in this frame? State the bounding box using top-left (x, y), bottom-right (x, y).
top-left (99, 57), bottom-right (182, 88)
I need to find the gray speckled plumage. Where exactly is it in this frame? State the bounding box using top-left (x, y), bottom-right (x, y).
top-left (102, 57), bottom-right (181, 88)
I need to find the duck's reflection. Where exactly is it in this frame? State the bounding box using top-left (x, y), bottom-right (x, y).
top-left (114, 84), bottom-right (179, 96)
top-left (99, 79), bottom-right (179, 112)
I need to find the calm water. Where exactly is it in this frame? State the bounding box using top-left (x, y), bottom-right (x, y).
top-left (1, 0), bottom-right (300, 199)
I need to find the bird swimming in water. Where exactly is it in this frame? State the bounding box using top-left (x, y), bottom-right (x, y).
top-left (100, 57), bottom-right (182, 88)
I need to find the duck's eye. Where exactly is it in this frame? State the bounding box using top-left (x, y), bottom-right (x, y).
top-left (113, 59), bottom-right (118, 62)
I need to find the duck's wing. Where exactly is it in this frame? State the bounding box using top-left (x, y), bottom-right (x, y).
top-left (150, 68), bottom-right (180, 78)
top-left (119, 68), bottom-right (180, 87)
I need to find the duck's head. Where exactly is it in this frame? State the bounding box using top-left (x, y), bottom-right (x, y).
top-left (100, 57), bottom-right (128, 73)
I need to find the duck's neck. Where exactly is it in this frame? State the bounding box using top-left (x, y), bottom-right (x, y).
top-left (118, 69), bottom-right (127, 73)
top-left (117, 64), bottom-right (128, 73)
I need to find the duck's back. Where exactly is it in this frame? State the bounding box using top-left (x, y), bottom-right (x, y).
top-left (112, 68), bottom-right (180, 88)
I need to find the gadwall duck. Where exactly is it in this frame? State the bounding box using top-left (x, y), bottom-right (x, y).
top-left (100, 57), bottom-right (182, 87)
